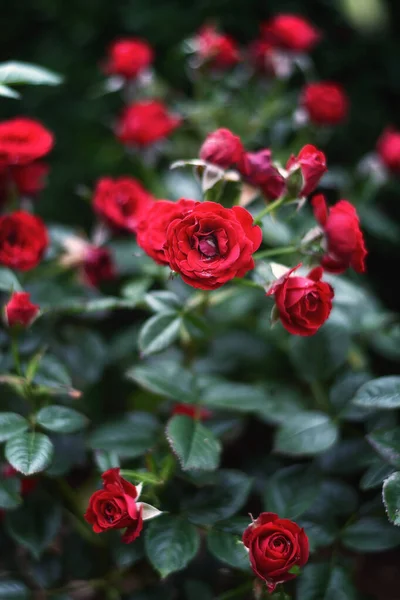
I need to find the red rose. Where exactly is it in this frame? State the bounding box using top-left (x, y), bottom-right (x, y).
top-left (376, 128), bottom-right (400, 174)
top-left (84, 468), bottom-right (161, 543)
top-left (93, 177), bottom-right (154, 233)
top-left (0, 118), bottom-right (54, 165)
top-left (2, 464), bottom-right (38, 496)
top-left (243, 512), bottom-right (309, 593)
top-left (137, 199), bottom-right (197, 265)
top-left (239, 149), bottom-right (286, 201)
top-left (312, 194), bottom-right (367, 274)
top-left (172, 403), bottom-right (212, 420)
top-left (0, 211), bottom-right (48, 271)
top-left (11, 162), bottom-right (49, 197)
top-left (104, 38), bottom-right (153, 79)
top-left (4, 292), bottom-right (40, 328)
top-left (116, 100), bottom-right (181, 147)
top-left (194, 25), bottom-right (240, 69)
top-left (83, 246), bottom-right (116, 287)
top-left (164, 202), bottom-right (262, 290)
top-left (261, 14), bottom-right (321, 53)
top-left (286, 144), bottom-right (327, 197)
top-left (199, 128), bottom-right (246, 170)
top-left (301, 82), bottom-right (349, 126)
top-left (267, 263), bottom-right (334, 336)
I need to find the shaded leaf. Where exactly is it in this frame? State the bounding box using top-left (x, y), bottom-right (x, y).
top-left (166, 415), bottom-right (221, 471)
top-left (275, 411), bottom-right (339, 456)
top-left (5, 433), bottom-right (54, 475)
top-left (383, 471), bottom-right (400, 526)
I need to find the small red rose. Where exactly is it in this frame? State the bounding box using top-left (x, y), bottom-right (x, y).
top-left (4, 292), bottom-right (40, 328)
top-left (301, 82), bottom-right (349, 126)
top-left (84, 468), bottom-right (161, 543)
top-left (199, 128), bottom-right (246, 171)
top-left (164, 201), bottom-right (262, 290)
top-left (243, 512), bottom-right (309, 593)
top-left (83, 246), bottom-right (116, 287)
top-left (104, 38), bottom-right (153, 79)
top-left (11, 162), bottom-right (49, 197)
top-left (376, 128), bottom-right (400, 174)
top-left (194, 25), bottom-right (240, 69)
top-left (312, 194), bottom-right (367, 274)
top-left (261, 14), bottom-right (321, 53)
top-left (239, 149), bottom-right (286, 201)
top-left (137, 198), bottom-right (197, 265)
top-left (0, 210), bottom-right (48, 271)
top-left (116, 100), bottom-right (181, 147)
top-left (172, 403), bottom-right (212, 420)
top-left (0, 118), bottom-right (54, 165)
top-left (286, 144), bottom-right (327, 197)
top-left (93, 177), bottom-right (154, 233)
top-left (267, 263), bottom-right (334, 336)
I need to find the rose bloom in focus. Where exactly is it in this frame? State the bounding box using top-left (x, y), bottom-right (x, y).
top-left (261, 14), bottom-right (321, 53)
top-left (301, 82), bottom-right (349, 126)
top-left (193, 25), bottom-right (240, 69)
top-left (4, 292), bottom-right (40, 328)
top-left (116, 100), bottom-right (181, 147)
top-left (376, 128), bottom-right (400, 174)
top-left (0, 211), bottom-right (48, 271)
top-left (103, 38), bottom-right (153, 79)
top-left (243, 512), bottom-right (309, 593)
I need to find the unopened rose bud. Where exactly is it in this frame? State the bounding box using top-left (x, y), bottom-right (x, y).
top-left (3, 292), bottom-right (40, 329)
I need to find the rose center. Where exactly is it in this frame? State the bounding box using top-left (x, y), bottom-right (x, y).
top-left (104, 502), bottom-right (116, 522)
top-left (268, 534), bottom-right (290, 554)
top-left (198, 235), bottom-right (218, 258)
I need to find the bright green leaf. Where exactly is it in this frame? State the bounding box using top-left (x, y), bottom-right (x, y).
top-left (0, 268), bottom-right (23, 292)
top-left (383, 472), bottom-right (400, 526)
top-left (5, 432), bottom-right (54, 475)
top-left (353, 376), bottom-right (400, 409)
top-left (36, 406), bottom-right (88, 434)
top-left (0, 413), bottom-right (29, 443)
top-left (0, 61), bottom-right (63, 86)
top-left (166, 415), bottom-right (221, 471)
top-left (138, 313), bottom-right (181, 356)
top-left (202, 380), bottom-right (266, 412)
top-left (127, 361), bottom-right (197, 402)
top-left (207, 530), bottom-right (250, 571)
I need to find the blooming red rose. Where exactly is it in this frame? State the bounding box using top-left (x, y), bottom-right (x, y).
top-left (84, 468), bottom-right (161, 543)
top-left (11, 162), bottom-right (49, 197)
top-left (267, 263), bottom-right (334, 336)
top-left (312, 194), bottom-right (367, 274)
top-left (172, 403), bottom-right (212, 420)
top-left (137, 199), bottom-right (197, 265)
top-left (116, 100), bottom-right (181, 147)
top-left (0, 118), bottom-right (54, 166)
top-left (164, 202), bottom-right (262, 290)
top-left (2, 464), bottom-right (38, 496)
top-left (239, 149), bottom-right (286, 201)
top-left (194, 25), bottom-right (240, 69)
top-left (93, 177), bottom-right (154, 233)
top-left (4, 292), bottom-right (40, 328)
top-left (376, 128), bottom-right (400, 174)
top-left (103, 38), bottom-right (153, 79)
top-left (0, 211), bottom-right (48, 271)
top-left (301, 82), bottom-right (349, 126)
top-left (83, 246), bottom-right (116, 287)
top-left (261, 14), bottom-right (321, 53)
top-left (243, 512), bottom-right (309, 593)
top-left (286, 144), bottom-right (327, 197)
top-left (199, 128), bottom-right (246, 171)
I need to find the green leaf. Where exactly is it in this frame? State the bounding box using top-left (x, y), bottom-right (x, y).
top-left (166, 415), bottom-right (221, 471)
top-left (94, 450), bottom-right (120, 473)
top-left (36, 406), bottom-right (88, 433)
top-left (0, 478), bottom-right (22, 509)
top-left (297, 563), bottom-right (357, 600)
top-left (306, 479), bottom-right (358, 518)
top-left (5, 433), bottom-right (54, 475)
top-left (145, 515), bottom-right (200, 577)
top-left (353, 376), bottom-right (400, 409)
top-left (257, 383), bottom-right (307, 424)
top-left (367, 428), bottom-right (400, 468)
top-left (207, 530), bottom-right (250, 571)
top-left (318, 439), bottom-right (375, 475)
top-left (341, 517), bottom-right (400, 551)
top-left (145, 291), bottom-right (182, 313)
top-left (0, 268), bottom-right (23, 292)
top-left (138, 313), bottom-right (181, 356)
top-left (0, 580), bottom-right (29, 599)
top-left (0, 84), bottom-right (20, 98)
top-left (0, 413), bottom-right (29, 443)
top-left (202, 380), bottom-right (267, 412)
top-left (127, 361), bottom-right (197, 402)
top-left (383, 472), bottom-right (400, 526)
top-left (112, 537), bottom-right (144, 568)
top-left (297, 519), bottom-right (337, 552)
top-left (274, 411), bottom-right (339, 456)
top-left (289, 316), bottom-right (350, 382)
top-left (5, 497), bottom-right (61, 559)
top-left (360, 460), bottom-right (395, 490)
top-left (264, 465), bottom-right (322, 519)
top-left (88, 412), bottom-right (160, 459)
top-left (330, 371), bottom-right (372, 421)
top-left (0, 61), bottom-right (63, 86)
top-left (33, 355), bottom-right (71, 387)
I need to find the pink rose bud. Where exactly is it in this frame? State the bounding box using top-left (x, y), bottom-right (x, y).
top-left (4, 292), bottom-right (40, 328)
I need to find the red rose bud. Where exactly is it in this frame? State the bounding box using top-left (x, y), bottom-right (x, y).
top-left (286, 144), bottom-right (327, 197)
top-left (93, 177), bottom-right (154, 233)
top-left (137, 198), bottom-right (197, 265)
top-left (301, 82), bottom-right (349, 126)
top-left (11, 162), bottom-right (49, 197)
top-left (164, 201), bottom-right (262, 290)
top-left (0, 118), bottom-right (54, 166)
top-left (312, 194), bottom-right (367, 274)
top-left (172, 403), bottom-right (212, 420)
top-left (261, 14), bottom-right (321, 53)
top-left (84, 468), bottom-right (161, 543)
top-left (239, 149), bottom-right (286, 201)
top-left (2, 463), bottom-right (38, 495)
top-left (194, 25), bottom-right (240, 69)
top-left (103, 38), bottom-right (153, 79)
top-left (267, 263), bottom-right (334, 336)
top-left (4, 292), bottom-right (40, 328)
top-left (376, 128), bottom-right (400, 174)
top-left (116, 100), bottom-right (181, 147)
top-left (0, 210), bottom-right (48, 271)
top-left (243, 512), bottom-right (309, 593)
top-left (199, 128), bottom-right (246, 170)
top-left (83, 246), bottom-right (116, 287)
